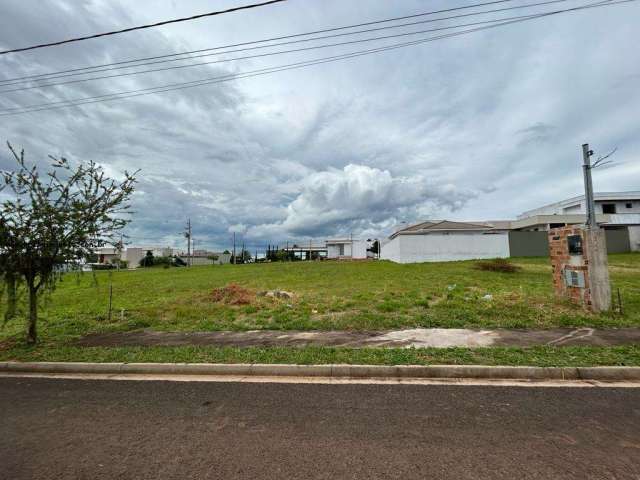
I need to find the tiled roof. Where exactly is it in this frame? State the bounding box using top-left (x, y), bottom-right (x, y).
top-left (390, 219), bottom-right (512, 239)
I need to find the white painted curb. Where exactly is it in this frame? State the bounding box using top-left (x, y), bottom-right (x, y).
top-left (1, 362), bottom-right (639, 381)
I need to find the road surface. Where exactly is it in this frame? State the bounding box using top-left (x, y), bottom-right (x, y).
top-left (1, 376), bottom-right (640, 479)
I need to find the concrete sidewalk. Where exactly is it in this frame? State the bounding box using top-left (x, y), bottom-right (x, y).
top-left (76, 327), bottom-right (640, 349)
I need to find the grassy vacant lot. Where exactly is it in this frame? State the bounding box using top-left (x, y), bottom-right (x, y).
top-left (1, 254), bottom-right (639, 365)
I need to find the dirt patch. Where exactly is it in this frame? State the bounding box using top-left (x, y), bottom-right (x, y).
top-left (74, 327), bottom-right (640, 348)
top-left (474, 258), bottom-right (521, 273)
top-left (211, 284), bottom-right (255, 305)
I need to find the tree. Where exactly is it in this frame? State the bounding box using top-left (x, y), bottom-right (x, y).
top-left (368, 240), bottom-right (380, 257)
top-left (0, 143), bottom-right (137, 344)
top-left (139, 250), bottom-right (155, 267)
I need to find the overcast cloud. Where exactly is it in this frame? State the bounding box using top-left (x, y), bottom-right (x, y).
top-left (1, 0), bottom-right (638, 250)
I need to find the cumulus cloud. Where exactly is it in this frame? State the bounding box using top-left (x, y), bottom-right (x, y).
top-left (1, 0), bottom-right (639, 250)
top-left (247, 164), bottom-right (476, 238)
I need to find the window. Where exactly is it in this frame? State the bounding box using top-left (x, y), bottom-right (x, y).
top-left (338, 244), bottom-right (344, 256)
top-left (626, 203), bottom-right (633, 209)
top-left (602, 203), bottom-right (616, 214)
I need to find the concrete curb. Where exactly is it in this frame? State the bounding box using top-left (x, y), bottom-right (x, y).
top-left (1, 362), bottom-right (640, 381)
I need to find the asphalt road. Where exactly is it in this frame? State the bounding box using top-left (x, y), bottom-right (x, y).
top-left (1, 377), bottom-right (640, 479)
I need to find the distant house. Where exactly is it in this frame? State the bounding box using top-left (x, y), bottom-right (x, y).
top-left (94, 246), bottom-right (176, 269)
top-left (381, 220), bottom-right (511, 264)
top-left (178, 250), bottom-right (232, 266)
top-left (326, 238), bottom-right (369, 260)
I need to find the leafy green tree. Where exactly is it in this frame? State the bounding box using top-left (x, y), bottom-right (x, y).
top-left (0, 143), bottom-right (137, 344)
top-left (139, 250), bottom-right (155, 267)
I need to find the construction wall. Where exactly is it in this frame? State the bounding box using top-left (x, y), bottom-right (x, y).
top-left (629, 226), bottom-right (640, 252)
top-left (604, 228), bottom-right (631, 253)
top-left (508, 231), bottom-right (549, 257)
top-left (508, 229), bottom-right (631, 257)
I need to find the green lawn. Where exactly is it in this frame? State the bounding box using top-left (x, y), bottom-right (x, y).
top-left (1, 254), bottom-right (639, 365)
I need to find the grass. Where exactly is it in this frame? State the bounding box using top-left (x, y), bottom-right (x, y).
top-left (1, 344), bottom-right (640, 367)
top-left (1, 253), bottom-right (639, 365)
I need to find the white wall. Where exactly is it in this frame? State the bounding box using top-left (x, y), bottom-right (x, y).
top-left (380, 237), bottom-right (401, 263)
top-left (381, 232), bottom-right (510, 264)
top-left (629, 226), bottom-right (640, 252)
top-left (352, 240), bottom-right (367, 259)
top-left (327, 243), bottom-right (352, 259)
top-left (123, 248), bottom-right (145, 268)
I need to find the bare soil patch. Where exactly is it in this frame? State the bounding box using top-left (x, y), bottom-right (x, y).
top-left (211, 284), bottom-right (255, 305)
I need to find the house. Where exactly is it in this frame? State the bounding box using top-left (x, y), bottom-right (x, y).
top-left (326, 238), bottom-right (368, 260)
top-left (94, 246), bottom-right (176, 269)
top-left (514, 191), bottom-right (640, 252)
top-left (380, 220), bottom-right (512, 264)
top-left (178, 250), bottom-right (232, 265)
top-left (381, 191), bottom-right (640, 264)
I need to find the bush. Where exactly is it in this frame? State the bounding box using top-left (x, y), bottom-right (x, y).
top-left (153, 256), bottom-right (173, 267)
top-left (474, 258), bottom-right (521, 273)
top-left (139, 250), bottom-right (154, 267)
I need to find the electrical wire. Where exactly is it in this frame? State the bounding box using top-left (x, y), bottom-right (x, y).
top-left (1, 0), bottom-right (633, 116)
top-left (0, 0), bottom-right (287, 55)
top-left (0, 0), bottom-right (519, 84)
top-left (0, 6), bottom-right (580, 94)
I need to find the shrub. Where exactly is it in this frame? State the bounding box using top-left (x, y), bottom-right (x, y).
top-left (153, 256), bottom-right (173, 267)
top-left (139, 250), bottom-right (154, 267)
top-left (474, 258), bottom-right (521, 273)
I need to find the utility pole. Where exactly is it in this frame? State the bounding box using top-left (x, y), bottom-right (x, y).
top-left (233, 232), bottom-right (236, 265)
top-left (184, 218), bottom-right (192, 267)
top-left (242, 241), bottom-right (245, 264)
top-left (582, 143), bottom-right (597, 228)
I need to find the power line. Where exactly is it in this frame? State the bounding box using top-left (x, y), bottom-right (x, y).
top-left (0, 4), bottom-right (579, 94)
top-left (0, 0), bottom-right (622, 114)
top-left (0, 0), bottom-right (287, 56)
top-left (1, 0), bottom-right (633, 116)
top-left (0, 0), bottom-right (518, 84)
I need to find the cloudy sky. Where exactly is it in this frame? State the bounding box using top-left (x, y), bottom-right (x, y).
top-left (1, 0), bottom-right (638, 251)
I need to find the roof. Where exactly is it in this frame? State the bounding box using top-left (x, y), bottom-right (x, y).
top-left (390, 220), bottom-right (510, 239)
top-left (326, 238), bottom-right (361, 244)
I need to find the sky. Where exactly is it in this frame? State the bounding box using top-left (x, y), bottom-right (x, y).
top-left (1, 0), bottom-right (639, 252)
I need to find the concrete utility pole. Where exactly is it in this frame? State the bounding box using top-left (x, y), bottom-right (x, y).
top-left (582, 143), bottom-right (597, 228)
top-left (185, 218), bottom-right (192, 267)
top-left (233, 232), bottom-right (236, 265)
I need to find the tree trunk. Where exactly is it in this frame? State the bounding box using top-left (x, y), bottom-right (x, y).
top-left (4, 272), bottom-right (17, 322)
top-left (26, 283), bottom-right (38, 345)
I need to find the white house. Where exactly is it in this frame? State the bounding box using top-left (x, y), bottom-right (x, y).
top-left (515, 191), bottom-right (640, 251)
top-left (381, 220), bottom-right (511, 263)
top-left (326, 238), bottom-right (368, 260)
top-left (95, 246), bottom-right (176, 268)
top-left (382, 192), bottom-right (640, 263)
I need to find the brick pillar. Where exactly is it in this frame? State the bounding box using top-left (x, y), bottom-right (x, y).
top-left (548, 225), bottom-right (610, 312)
